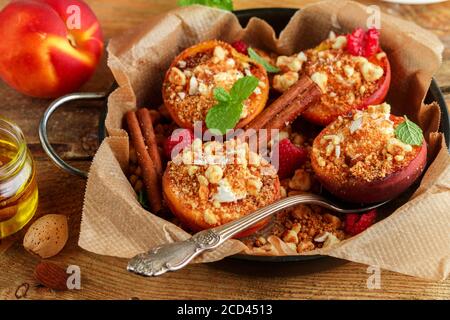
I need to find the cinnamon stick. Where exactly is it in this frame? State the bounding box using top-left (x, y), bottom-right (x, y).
top-left (245, 75), bottom-right (317, 130)
top-left (126, 111), bottom-right (162, 213)
top-left (264, 83), bottom-right (322, 129)
top-left (136, 108), bottom-right (163, 176)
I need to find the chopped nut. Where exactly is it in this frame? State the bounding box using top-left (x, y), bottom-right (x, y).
top-left (343, 65), bottom-right (354, 78)
top-left (291, 222), bottom-right (302, 234)
top-left (197, 175), bottom-right (209, 186)
top-left (332, 35), bottom-right (347, 49)
top-left (387, 138), bottom-right (413, 154)
top-left (226, 58), bottom-right (235, 68)
top-left (177, 92), bottom-right (186, 100)
top-left (247, 178), bottom-right (263, 196)
top-left (368, 102), bottom-right (391, 114)
top-left (360, 85), bottom-right (366, 95)
top-left (317, 156), bottom-right (326, 167)
top-left (360, 60), bottom-right (384, 82)
top-left (255, 236), bottom-right (267, 247)
top-left (310, 71), bottom-right (328, 93)
top-left (323, 213), bottom-right (341, 228)
top-left (297, 241), bottom-right (315, 253)
top-left (168, 67), bottom-right (186, 86)
top-left (205, 165), bottom-right (223, 184)
top-left (198, 82), bottom-right (209, 95)
top-left (280, 186), bottom-right (287, 198)
top-left (376, 52), bottom-right (386, 60)
top-left (291, 205), bottom-right (312, 220)
top-left (276, 55), bottom-right (303, 72)
top-left (394, 155), bottom-right (404, 162)
top-left (323, 134), bottom-right (341, 145)
top-left (203, 209), bottom-right (218, 225)
top-left (273, 71), bottom-right (299, 92)
top-left (289, 169), bottom-right (311, 191)
top-left (189, 76), bottom-right (199, 95)
top-left (214, 46), bottom-right (227, 61)
top-left (282, 230), bottom-right (299, 244)
top-left (328, 30), bottom-right (336, 40)
top-left (199, 185), bottom-right (209, 201)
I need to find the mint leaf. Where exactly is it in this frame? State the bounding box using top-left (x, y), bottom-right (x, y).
top-left (206, 76), bottom-right (258, 134)
top-left (230, 76), bottom-right (259, 102)
top-left (177, 0), bottom-right (233, 11)
top-left (248, 47), bottom-right (280, 73)
top-left (395, 116), bottom-right (423, 146)
top-left (214, 87), bottom-right (231, 103)
top-left (205, 102), bottom-right (243, 135)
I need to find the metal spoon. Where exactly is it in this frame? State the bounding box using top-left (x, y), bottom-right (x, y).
top-left (127, 193), bottom-right (387, 277)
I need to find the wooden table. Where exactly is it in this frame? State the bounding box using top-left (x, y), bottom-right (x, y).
top-left (0, 0), bottom-right (449, 300)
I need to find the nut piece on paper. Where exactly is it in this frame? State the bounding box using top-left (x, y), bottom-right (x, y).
top-left (23, 214), bottom-right (69, 258)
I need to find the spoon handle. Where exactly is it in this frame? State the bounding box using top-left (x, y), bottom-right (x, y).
top-left (127, 194), bottom-right (383, 276)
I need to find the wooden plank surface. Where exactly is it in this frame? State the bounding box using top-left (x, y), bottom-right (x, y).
top-left (0, 0), bottom-right (449, 300)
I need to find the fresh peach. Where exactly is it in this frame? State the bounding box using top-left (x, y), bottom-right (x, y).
top-left (0, 0), bottom-right (103, 98)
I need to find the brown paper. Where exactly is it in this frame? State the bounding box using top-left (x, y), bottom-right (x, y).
top-left (79, 1), bottom-right (450, 280)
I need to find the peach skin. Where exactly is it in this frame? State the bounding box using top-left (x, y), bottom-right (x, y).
top-left (0, 0), bottom-right (103, 98)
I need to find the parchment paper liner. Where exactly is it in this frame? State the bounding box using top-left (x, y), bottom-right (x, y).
top-left (79, 1), bottom-right (450, 281)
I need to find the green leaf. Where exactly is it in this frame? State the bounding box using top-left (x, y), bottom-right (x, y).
top-left (177, 0), bottom-right (233, 11)
top-left (205, 101), bottom-right (243, 135)
top-left (394, 116), bottom-right (424, 146)
top-left (206, 76), bottom-right (259, 134)
top-left (248, 47), bottom-right (280, 73)
top-left (229, 76), bottom-right (259, 103)
top-left (214, 87), bottom-right (231, 103)
top-left (138, 189), bottom-right (149, 210)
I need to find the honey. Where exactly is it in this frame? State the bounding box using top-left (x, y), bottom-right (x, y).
top-left (0, 118), bottom-right (38, 238)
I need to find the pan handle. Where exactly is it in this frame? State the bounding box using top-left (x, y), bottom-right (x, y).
top-left (39, 92), bottom-right (107, 178)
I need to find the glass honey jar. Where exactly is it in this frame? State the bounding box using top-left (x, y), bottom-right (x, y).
top-left (0, 117), bottom-right (38, 238)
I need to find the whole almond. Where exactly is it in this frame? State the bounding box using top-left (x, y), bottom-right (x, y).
top-left (34, 261), bottom-right (68, 291)
top-left (23, 214), bottom-right (68, 258)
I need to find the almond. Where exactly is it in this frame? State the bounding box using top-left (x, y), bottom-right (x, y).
top-left (34, 261), bottom-right (68, 291)
top-left (23, 214), bottom-right (68, 258)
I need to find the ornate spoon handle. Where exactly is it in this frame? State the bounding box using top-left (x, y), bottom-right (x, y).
top-left (127, 194), bottom-right (384, 276)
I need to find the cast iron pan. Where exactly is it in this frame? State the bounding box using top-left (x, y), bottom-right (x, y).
top-left (39, 8), bottom-right (450, 262)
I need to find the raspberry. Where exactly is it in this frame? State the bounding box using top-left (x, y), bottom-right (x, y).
top-left (231, 40), bottom-right (248, 55)
top-left (344, 209), bottom-right (377, 236)
top-left (272, 138), bottom-right (308, 179)
top-left (346, 27), bottom-right (380, 57)
top-left (363, 27), bottom-right (380, 57)
top-left (346, 28), bottom-right (365, 56)
top-left (163, 129), bottom-right (194, 159)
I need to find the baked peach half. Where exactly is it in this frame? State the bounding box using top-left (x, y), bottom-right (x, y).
top-left (162, 139), bottom-right (280, 237)
top-left (273, 31), bottom-right (391, 126)
top-left (311, 103), bottom-right (427, 203)
top-left (162, 40), bottom-right (269, 130)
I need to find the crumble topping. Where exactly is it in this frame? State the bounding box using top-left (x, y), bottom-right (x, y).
top-left (163, 42), bottom-right (267, 125)
top-left (166, 139), bottom-right (279, 226)
top-left (312, 103), bottom-right (420, 183)
top-left (273, 32), bottom-right (387, 116)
